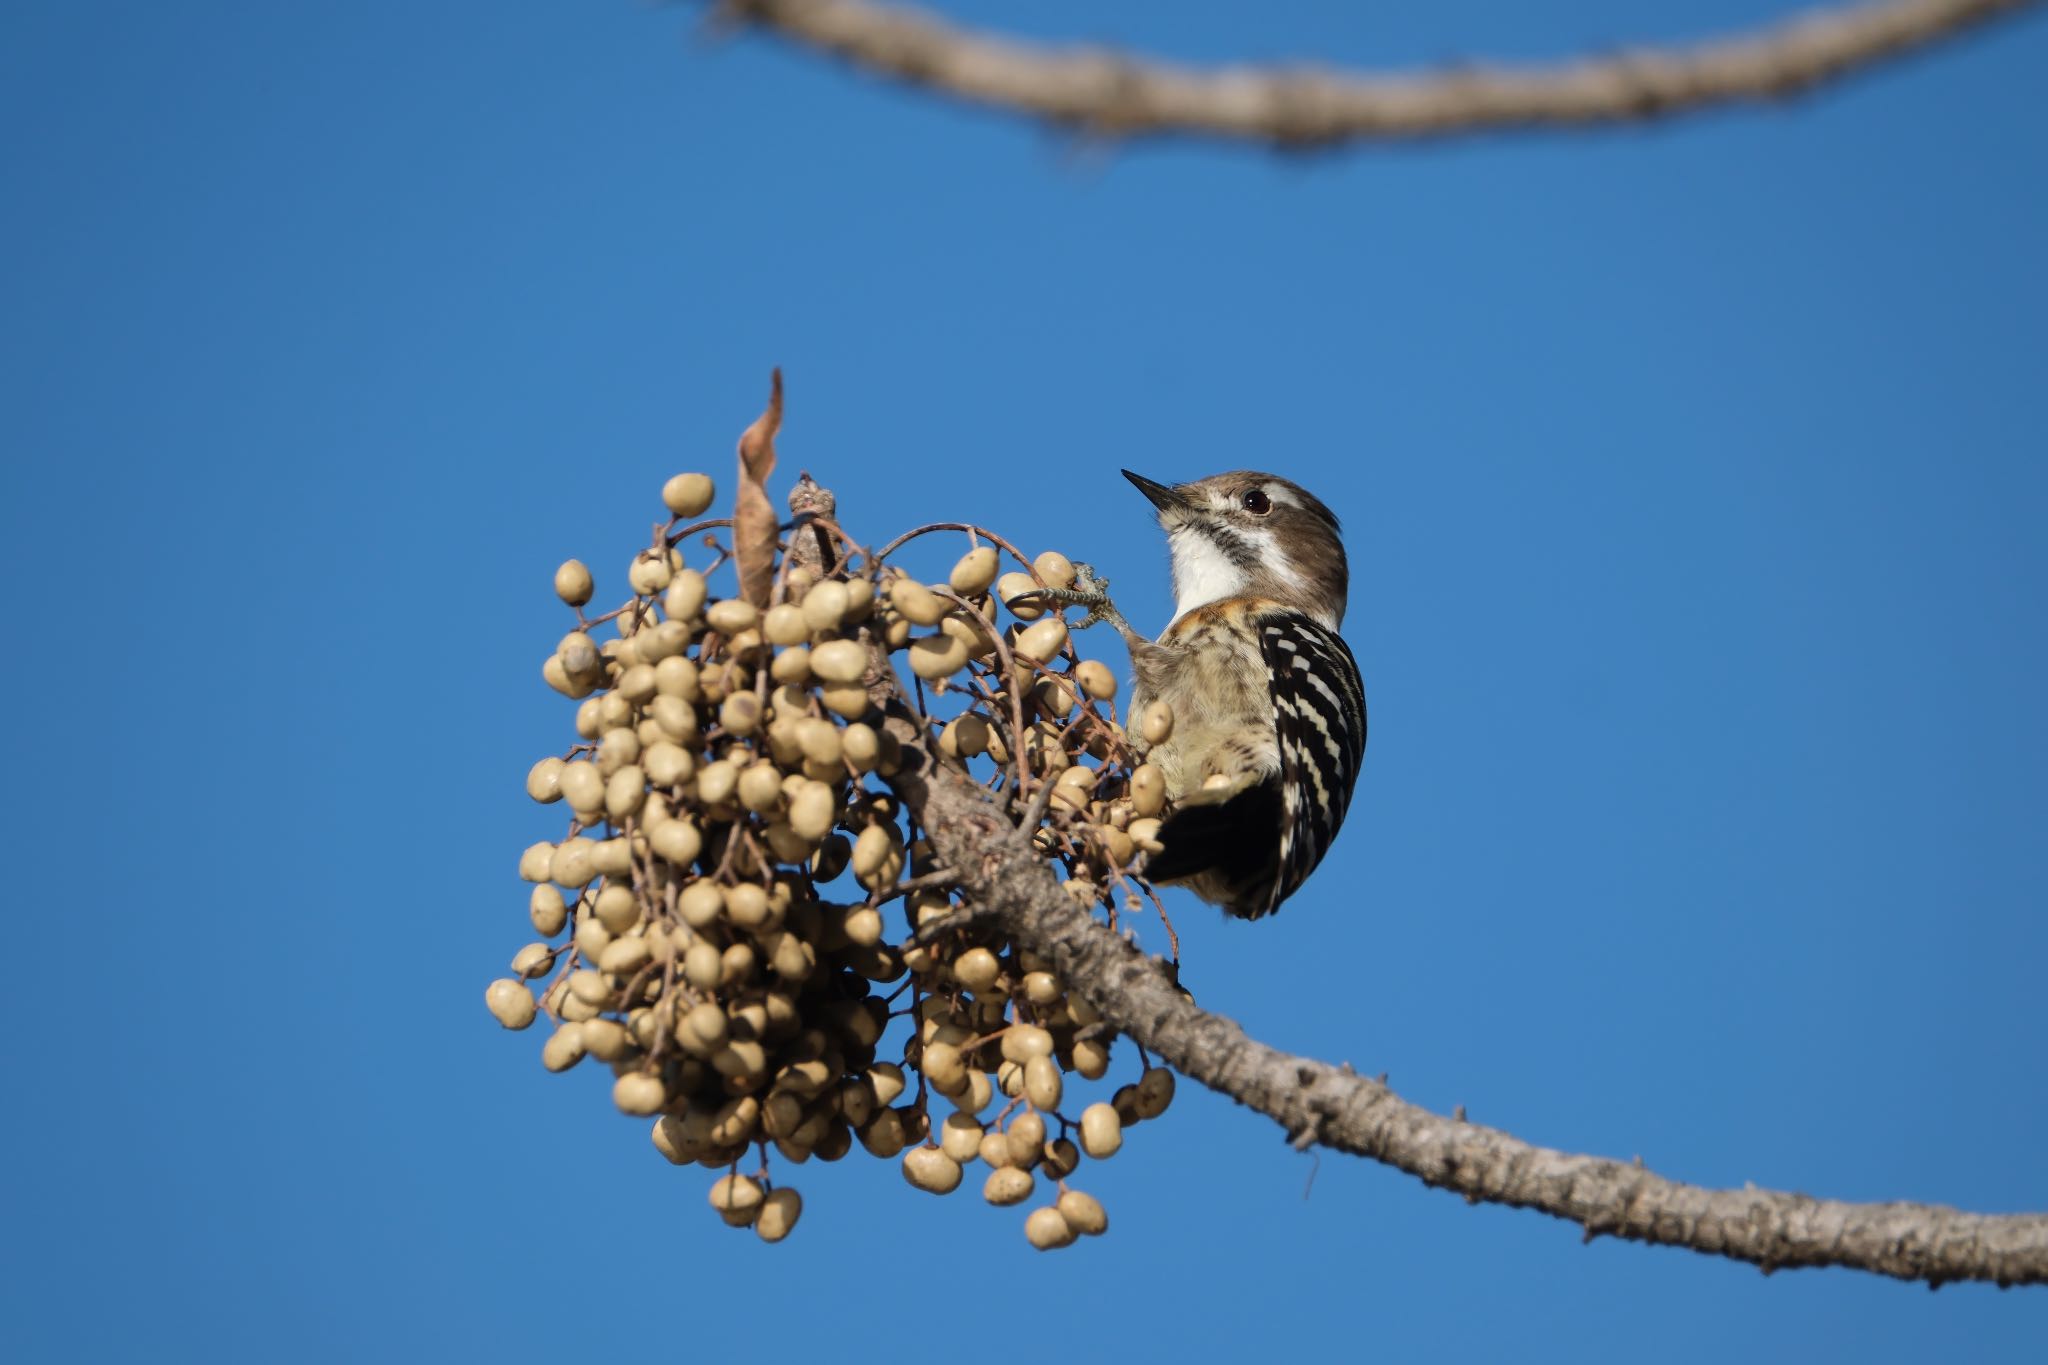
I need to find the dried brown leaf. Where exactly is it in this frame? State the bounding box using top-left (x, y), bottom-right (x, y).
top-left (734, 368), bottom-right (783, 606)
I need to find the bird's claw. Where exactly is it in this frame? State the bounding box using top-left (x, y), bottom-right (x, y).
top-left (1044, 562), bottom-right (1130, 633)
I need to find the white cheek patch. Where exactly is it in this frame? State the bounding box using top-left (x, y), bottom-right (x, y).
top-left (1168, 527), bottom-right (1249, 623)
top-left (1237, 526), bottom-right (1303, 592)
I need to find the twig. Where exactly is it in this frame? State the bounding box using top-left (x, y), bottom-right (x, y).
top-left (715, 0), bottom-right (2043, 149)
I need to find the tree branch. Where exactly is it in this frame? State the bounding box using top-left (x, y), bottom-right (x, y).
top-left (716, 0), bottom-right (2043, 148)
top-left (881, 701), bottom-right (2048, 1287)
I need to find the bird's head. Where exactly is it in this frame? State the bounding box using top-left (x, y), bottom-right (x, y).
top-left (1122, 469), bottom-right (1349, 631)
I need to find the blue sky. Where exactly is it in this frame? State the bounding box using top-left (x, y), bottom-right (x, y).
top-left (4, 2), bottom-right (2045, 1361)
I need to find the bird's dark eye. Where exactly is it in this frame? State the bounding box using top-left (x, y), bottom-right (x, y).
top-left (1242, 488), bottom-right (1272, 515)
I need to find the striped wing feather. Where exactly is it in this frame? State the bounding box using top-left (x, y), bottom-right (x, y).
top-left (1258, 611), bottom-right (1366, 913)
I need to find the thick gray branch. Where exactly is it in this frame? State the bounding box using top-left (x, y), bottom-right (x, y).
top-left (883, 720), bottom-right (2048, 1287)
top-left (717, 0), bottom-right (2041, 147)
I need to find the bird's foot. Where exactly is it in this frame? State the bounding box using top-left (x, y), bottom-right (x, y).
top-left (1023, 561), bottom-right (1131, 633)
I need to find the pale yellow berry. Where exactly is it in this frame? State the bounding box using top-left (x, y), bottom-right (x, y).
top-left (709, 1172), bottom-right (764, 1225)
top-left (596, 728), bottom-right (640, 777)
top-left (789, 718), bottom-right (838, 768)
top-left (1112, 1084), bottom-right (1143, 1127)
top-left (719, 692), bottom-right (763, 738)
top-left (1130, 764), bottom-right (1166, 817)
top-left (518, 842), bottom-right (557, 884)
top-left (649, 818), bottom-right (702, 866)
top-left (541, 1024), bottom-right (585, 1072)
top-left (628, 550), bottom-right (673, 596)
top-left (844, 577), bottom-right (875, 621)
top-left (1014, 617), bottom-right (1068, 665)
top-left (818, 681), bottom-right (870, 720)
top-left (485, 978), bottom-right (537, 1029)
top-left (682, 940), bottom-right (721, 990)
top-left (1006, 1111), bottom-right (1046, 1161)
top-left (1072, 1038), bottom-right (1110, 1080)
top-left (616, 663), bottom-right (657, 703)
top-left (1057, 1190), bottom-right (1107, 1236)
top-left (529, 884), bottom-right (568, 935)
top-left (604, 765), bottom-right (646, 819)
top-left (642, 742), bottom-right (692, 787)
top-left (949, 546), bottom-right (999, 594)
top-left (726, 881), bottom-right (770, 928)
top-left (598, 937), bottom-right (651, 975)
top-left (561, 1018), bottom-right (617, 1063)
top-left (942, 612), bottom-right (999, 660)
top-left (587, 885), bottom-right (636, 936)
top-left (1140, 700), bottom-right (1174, 745)
top-left (788, 781), bottom-right (836, 842)
top-left (1032, 550), bottom-right (1076, 590)
top-left (763, 603), bottom-right (808, 646)
top-left (1024, 1206), bottom-right (1076, 1250)
top-left (553, 559), bottom-right (594, 606)
top-left (755, 1187), bottom-right (802, 1243)
top-left (1073, 659), bottom-right (1117, 701)
top-left (552, 839), bottom-right (598, 892)
top-left (510, 943), bottom-right (556, 980)
top-left (1024, 1054), bottom-right (1063, 1111)
top-left (997, 571), bottom-right (1045, 621)
top-left (665, 570), bottom-right (708, 622)
top-left (638, 618), bottom-right (689, 663)
top-left (598, 839), bottom-right (634, 879)
top-left (1020, 970), bottom-right (1061, 1006)
top-left (649, 693), bottom-right (698, 744)
top-left (939, 1113), bottom-right (983, 1163)
top-left (808, 639), bottom-right (868, 685)
top-left (525, 757), bottom-right (565, 803)
top-left (850, 825), bottom-right (898, 881)
top-left (1136, 1066), bottom-right (1176, 1119)
top-left (1128, 817), bottom-right (1164, 853)
top-left (888, 576), bottom-right (949, 627)
top-left (557, 761), bottom-right (604, 815)
top-left (920, 1040), bottom-right (966, 1092)
top-left (999, 1024), bottom-right (1054, 1064)
top-left (841, 904), bottom-right (883, 947)
top-left (1079, 1102), bottom-right (1122, 1158)
top-left (695, 759), bottom-right (738, 807)
top-left (651, 1113), bottom-right (694, 1165)
top-left (938, 713), bottom-right (991, 760)
top-left (978, 1130), bottom-right (1017, 1169)
top-left (662, 473), bottom-right (715, 517)
top-left (611, 1072), bottom-right (664, 1116)
top-left (907, 633), bottom-right (969, 680)
top-left (567, 967), bottom-right (612, 1006)
top-left (868, 1063), bottom-right (907, 1107)
top-left (706, 599), bottom-right (759, 635)
top-left (952, 946), bottom-right (1000, 994)
top-left (840, 722), bottom-right (880, 771)
top-left (542, 654), bottom-right (589, 699)
top-left (678, 880), bottom-right (724, 928)
top-left (902, 1145), bottom-right (963, 1195)
top-left (858, 1109), bottom-right (909, 1160)
top-left (801, 580), bottom-right (850, 634)
top-left (737, 761), bottom-right (783, 814)
top-left (984, 1166), bottom-right (1034, 1206)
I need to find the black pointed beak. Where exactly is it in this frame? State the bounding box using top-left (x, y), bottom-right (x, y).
top-left (1122, 469), bottom-right (1189, 514)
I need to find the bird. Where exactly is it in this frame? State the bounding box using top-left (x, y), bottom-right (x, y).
top-left (1059, 470), bottom-right (1366, 918)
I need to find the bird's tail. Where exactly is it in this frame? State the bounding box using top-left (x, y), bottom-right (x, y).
top-left (1140, 777), bottom-right (1284, 890)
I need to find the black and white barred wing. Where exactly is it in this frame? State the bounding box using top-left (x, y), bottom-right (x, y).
top-left (1258, 610), bottom-right (1367, 913)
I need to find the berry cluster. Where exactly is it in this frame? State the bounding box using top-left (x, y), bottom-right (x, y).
top-left (488, 468), bottom-right (1182, 1247)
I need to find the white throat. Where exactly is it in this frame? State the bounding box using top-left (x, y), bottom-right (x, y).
top-left (1167, 527), bottom-right (1249, 625)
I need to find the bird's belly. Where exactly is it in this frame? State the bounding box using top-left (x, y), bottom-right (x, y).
top-left (1130, 647), bottom-right (1276, 802)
